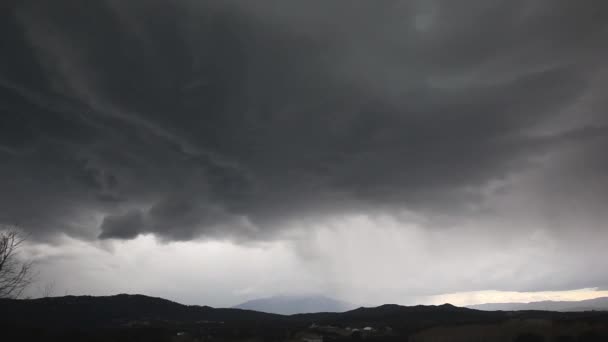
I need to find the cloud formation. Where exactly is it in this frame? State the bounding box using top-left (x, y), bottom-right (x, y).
top-left (2, 0), bottom-right (607, 242)
top-left (0, 0), bottom-right (608, 305)
top-left (1, 1), bottom-right (608, 299)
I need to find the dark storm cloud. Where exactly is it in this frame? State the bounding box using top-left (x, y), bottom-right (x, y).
top-left (1, 0), bottom-right (608, 244)
top-left (99, 210), bottom-right (144, 240)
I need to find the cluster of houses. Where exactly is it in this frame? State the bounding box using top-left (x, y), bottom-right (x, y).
top-left (297, 323), bottom-right (393, 342)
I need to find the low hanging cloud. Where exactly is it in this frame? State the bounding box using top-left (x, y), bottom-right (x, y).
top-left (1, 0), bottom-right (607, 246)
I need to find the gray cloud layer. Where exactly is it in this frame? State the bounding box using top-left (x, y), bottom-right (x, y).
top-left (1, 0), bottom-right (608, 249)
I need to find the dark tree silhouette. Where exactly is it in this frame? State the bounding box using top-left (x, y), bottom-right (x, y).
top-left (0, 228), bottom-right (33, 298)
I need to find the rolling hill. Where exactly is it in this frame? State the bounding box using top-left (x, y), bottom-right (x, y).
top-left (468, 297), bottom-right (608, 312)
top-left (3, 293), bottom-right (608, 342)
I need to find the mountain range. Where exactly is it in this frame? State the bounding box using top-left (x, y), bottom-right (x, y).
top-left (468, 297), bottom-right (608, 312)
top-left (3, 294), bottom-right (608, 341)
top-left (0, 294), bottom-right (503, 331)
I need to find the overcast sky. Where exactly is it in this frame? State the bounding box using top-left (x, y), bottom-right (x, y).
top-left (1, 0), bottom-right (608, 307)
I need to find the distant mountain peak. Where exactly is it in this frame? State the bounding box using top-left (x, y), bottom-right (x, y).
top-left (233, 294), bottom-right (356, 315)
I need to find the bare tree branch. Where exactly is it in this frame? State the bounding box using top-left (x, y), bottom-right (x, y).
top-left (0, 226), bottom-right (34, 299)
